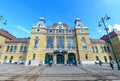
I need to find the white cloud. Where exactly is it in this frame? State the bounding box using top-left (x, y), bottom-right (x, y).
top-left (17, 26), bottom-right (30, 34)
top-left (113, 24), bottom-right (120, 30)
top-left (97, 28), bottom-right (106, 35)
top-left (97, 24), bottom-right (120, 35)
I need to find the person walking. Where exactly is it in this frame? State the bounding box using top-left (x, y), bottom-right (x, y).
top-left (49, 60), bottom-right (53, 67)
top-left (110, 60), bottom-right (114, 70)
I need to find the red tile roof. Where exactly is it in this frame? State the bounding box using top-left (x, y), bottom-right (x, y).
top-left (6, 38), bottom-right (29, 43)
top-left (91, 39), bottom-right (105, 43)
top-left (0, 29), bottom-right (16, 40)
top-left (49, 23), bottom-right (71, 29)
top-left (100, 31), bottom-right (120, 41)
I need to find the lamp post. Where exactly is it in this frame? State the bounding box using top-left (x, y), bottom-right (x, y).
top-left (98, 15), bottom-right (120, 70)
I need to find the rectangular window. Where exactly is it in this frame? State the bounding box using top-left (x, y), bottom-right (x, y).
top-left (67, 37), bottom-right (74, 49)
top-left (46, 37), bottom-right (54, 49)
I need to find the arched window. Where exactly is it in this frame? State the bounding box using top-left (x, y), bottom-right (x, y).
top-left (100, 46), bottom-right (104, 53)
top-left (81, 37), bottom-right (87, 48)
top-left (109, 56), bottom-right (112, 60)
top-left (107, 46), bottom-right (111, 53)
top-left (80, 27), bottom-right (84, 33)
top-left (10, 46), bottom-right (13, 52)
top-left (104, 56), bottom-right (107, 62)
top-left (13, 46), bottom-right (17, 52)
top-left (104, 46), bottom-right (107, 52)
top-left (9, 56), bottom-right (13, 63)
top-left (23, 46), bottom-right (27, 52)
top-left (92, 46), bottom-right (95, 53)
top-left (4, 56), bottom-right (7, 62)
top-left (6, 46), bottom-right (10, 52)
top-left (95, 46), bottom-right (98, 53)
top-left (32, 54), bottom-right (36, 60)
top-left (96, 56), bottom-right (99, 61)
top-left (20, 46), bottom-right (23, 52)
top-left (34, 37), bottom-right (39, 48)
top-left (46, 37), bottom-right (54, 49)
top-left (85, 54), bottom-right (88, 60)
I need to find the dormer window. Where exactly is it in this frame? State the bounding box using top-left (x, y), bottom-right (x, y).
top-left (36, 28), bottom-right (40, 32)
top-left (58, 22), bottom-right (62, 29)
top-left (80, 28), bottom-right (84, 33)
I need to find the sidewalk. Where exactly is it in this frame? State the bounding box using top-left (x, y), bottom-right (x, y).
top-left (0, 64), bottom-right (120, 81)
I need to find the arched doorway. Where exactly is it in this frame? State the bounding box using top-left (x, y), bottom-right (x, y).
top-left (45, 53), bottom-right (53, 64)
top-left (68, 53), bottom-right (76, 64)
top-left (57, 54), bottom-right (64, 64)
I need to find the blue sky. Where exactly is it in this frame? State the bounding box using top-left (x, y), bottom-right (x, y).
top-left (0, 0), bottom-right (120, 39)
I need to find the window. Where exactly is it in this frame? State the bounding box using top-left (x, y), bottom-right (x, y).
top-left (6, 46), bottom-right (10, 52)
top-left (32, 54), bottom-right (36, 60)
top-left (18, 56), bottom-right (22, 62)
top-left (23, 46), bottom-right (27, 52)
top-left (66, 29), bottom-right (72, 34)
top-left (67, 37), bottom-right (74, 49)
top-left (59, 30), bottom-right (64, 34)
top-left (20, 46), bottom-right (23, 52)
top-left (95, 46), bottom-right (98, 53)
top-left (100, 46), bottom-right (104, 53)
top-left (46, 37), bottom-right (54, 49)
top-left (36, 28), bottom-right (40, 32)
top-left (104, 46), bottom-right (107, 52)
top-left (80, 28), bottom-right (84, 33)
top-left (81, 37), bottom-right (87, 48)
top-left (109, 56), bottom-right (112, 60)
top-left (92, 46), bottom-right (95, 53)
top-left (10, 46), bottom-right (13, 52)
top-left (49, 30), bottom-right (53, 33)
top-left (57, 37), bottom-right (64, 49)
top-left (96, 56), bottom-right (99, 61)
top-left (107, 46), bottom-right (111, 53)
top-left (58, 22), bottom-right (62, 29)
top-left (4, 56), bottom-right (7, 62)
top-left (85, 54), bottom-right (88, 60)
top-left (13, 46), bottom-right (17, 52)
top-left (34, 37), bottom-right (39, 48)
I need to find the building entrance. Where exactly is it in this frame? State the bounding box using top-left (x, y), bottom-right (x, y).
top-left (57, 54), bottom-right (64, 64)
top-left (68, 53), bottom-right (76, 65)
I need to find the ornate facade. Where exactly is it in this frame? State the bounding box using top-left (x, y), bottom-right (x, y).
top-left (0, 17), bottom-right (119, 65)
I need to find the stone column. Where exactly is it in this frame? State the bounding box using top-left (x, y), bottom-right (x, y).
top-left (54, 36), bottom-right (56, 49)
top-left (64, 36), bottom-right (67, 49)
top-left (53, 54), bottom-right (56, 64)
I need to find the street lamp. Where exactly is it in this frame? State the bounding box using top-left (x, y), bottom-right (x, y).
top-left (98, 14), bottom-right (120, 70)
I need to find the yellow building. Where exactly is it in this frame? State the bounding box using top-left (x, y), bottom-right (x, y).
top-left (0, 17), bottom-right (118, 65)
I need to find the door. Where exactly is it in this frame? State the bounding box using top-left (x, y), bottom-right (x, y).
top-left (45, 53), bottom-right (53, 64)
top-left (68, 53), bottom-right (76, 64)
top-left (57, 54), bottom-right (64, 64)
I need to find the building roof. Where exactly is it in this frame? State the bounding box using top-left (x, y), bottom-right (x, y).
top-left (0, 29), bottom-right (16, 40)
top-left (100, 31), bottom-right (120, 41)
top-left (49, 23), bottom-right (71, 29)
top-left (6, 38), bottom-right (29, 43)
top-left (91, 39), bottom-right (105, 43)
